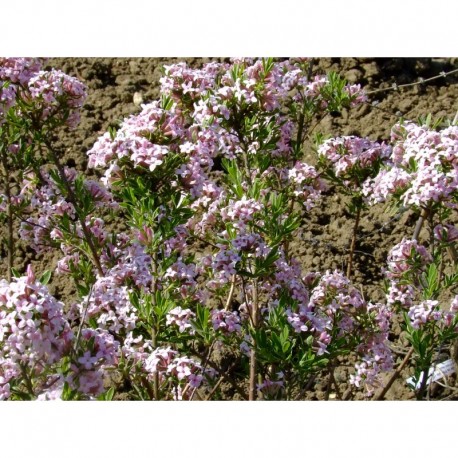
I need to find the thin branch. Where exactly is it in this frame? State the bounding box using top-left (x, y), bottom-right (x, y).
top-left (204, 375), bottom-right (224, 401)
top-left (224, 274), bottom-right (237, 311)
top-left (249, 279), bottom-right (259, 401)
top-left (346, 205), bottom-right (362, 279)
top-left (73, 285), bottom-right (94, 354)
top-left (293, 374), bottom-right (317, 400)
top-left (372, 347), bottom-right (414, 401)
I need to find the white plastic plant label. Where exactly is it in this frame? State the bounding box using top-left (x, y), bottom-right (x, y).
top-left (406, 359), bottom-right (456, 389)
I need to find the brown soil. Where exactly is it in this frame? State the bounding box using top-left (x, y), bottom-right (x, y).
top-left (4, 57), bottom-right (458, 400)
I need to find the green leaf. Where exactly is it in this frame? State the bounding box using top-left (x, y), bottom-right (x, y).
top-left (190, 304), bottom-right (211, 344)
top-left (39, 270), bottom-right (52, 285)
top-left (98, 386), bottom-right (115, 401)
top-left (10, 267), bottom-right (21, 278)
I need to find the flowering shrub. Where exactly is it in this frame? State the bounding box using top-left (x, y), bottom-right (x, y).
top-left (1, 57), bottom-right (458, 401)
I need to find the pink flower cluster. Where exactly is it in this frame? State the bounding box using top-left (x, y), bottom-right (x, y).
top-left (433, 224), bottom-right (458, 243)
top-left (1, 58), bottom-right (43, 123)
top-left (221, 196), bottom-right (262, 229)
top-left (287, 162), bottom-right (327, 210)
top-left (386, 238), bottom-right (432, 278)
top-left (286, 269), bottom-right (362, 340)
top-left (385, 238), bottom-right (432, 307)
top-left (102, 239), bottom-right (152, 288)
top-left (199, 245), bottom-right (241, 290)
top-left (231, 232), bottom-right (270, 259)
top-left (160, 62), bottom-right (222, 102)
top-left (0, 266), bottom-right (73, 399)
top-left (318, 136), bottom-right (391, 186)
top-left (87, 101), bottom-right (184, 186)
top-left (362, 167), bottom-right (411, 205)
top-left (211, 309), bottom-right (242, 334)
top-left (283, 268), bottom-right (393, 389)
top-left (27, 69), bottom-right (87, 128)
top-left (144, 346), bottom-right (208, 393)
top-left (350, 341), bottom-right (393, 396)
top-left (164, 260), bottom-right (198, 299)
top-left (349, 301), bottom-right (393, 396)
top-left (276, 63), bottom-right (366, 108)
top-left (78, 239), bottom-right (154, 337)
top-left (166, 306), bottom-right (195, 333)
top-left (408, 300), bottom-right (441, 329)
top-left (0, 58), bottom-right (43, 85)
top-left (407, 298), bottom-right (457, 330)
top-left (68, 327), bottom-right (119, 396)
top-left (83, 278), bottom-right (136, 334)
top-left (1, 59), bottom-right (87, 131)
top-left (365, 122), bottom-right (458, 207)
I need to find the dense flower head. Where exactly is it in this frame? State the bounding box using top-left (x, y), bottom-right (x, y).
top-left (366, 122), bottom-right (458, 207)
top-left (0, 58), bottom-right (43, 123)
top-left (164, 259), bottom-right (199, 299)
top-left (143, 346), bottom-right (209, 396)
top-left (144, 346), bottom-right (177, 375)
top-left (287, 162), bottom-right (327, 210)
top-left (408, 300), bottom-right (441, 329)
top-left (385, 238), bottom-right (432, 279)
top-left (348, 301), bottom-right (393, 396)
top-left (309, 269), bottom-right (365, 312)
top-left (231, 232), bottom-right (270, 259)
top-left (285, 269), bottom-right (364, 339)
top-left (318, 136), bottom-right (391, 188)
top-left (433, 224), bottom-right (458, 243)
top-left (283, 267), bottom-right (393, 392)
top-left (83, 180), bottom-right (118, 210)
top-left (27, 69), bottom-right (87, 128)
top-left (166, 306), bottom-right (195, 333)
top-left (0, 58), bottom-right (42, 125)
top-left (211, 309), bottom-right (242, 334)
top-left (386, 281), bottom-right (415, 308)
top-left (407, 298), bottom-right (458, 331)
top-left (68, 328), bottom-right (119, 396)
top-left (160, 62), bottom-right (225, 102)
top-left (83, 277), bottom-right (137, 334)
top-left (350, 340), bottom-right (393, 396)
top-left (78, 240), bottom-right (155, 336)
top-left (0, 58), bottom-right (43, 85)
top-left (344, 83), bottom-right (368, 106)
top-left (273, 256), bottom-right (310, 307)
top-left (384, 238), bottom-right (432, 308)
top-left (88, 100), bottom-right (185, 187)
top-left (363, 166), bottom-right (411, 204)
top-left (220, 196), bottom-right (262, 229)
top-left (0, 265), bottom-right (73, 363)
top-left (102, 240), bottom-right (152, 288)
top-left (0, 266), bottom-right (73, 399)
top-left (201, 245), bottom-right (242, 290)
